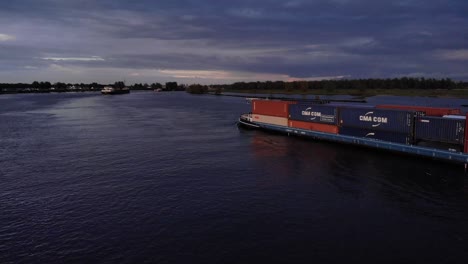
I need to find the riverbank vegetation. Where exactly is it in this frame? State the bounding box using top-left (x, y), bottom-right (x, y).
top-left (2, 78), bottom-right (468, 97)
top-left (0, 81), bottom-right (184, 94)
top-left (211, 78), bottom-right (468, 97)
top-left (186, 84), bottom-right (222, 94)
top-left (226, 88), bottom-right (468, 98)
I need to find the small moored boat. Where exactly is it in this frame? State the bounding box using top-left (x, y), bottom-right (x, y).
top-left (101, 86), bottom-right (130, 95)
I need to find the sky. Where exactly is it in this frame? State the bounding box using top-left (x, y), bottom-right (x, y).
top-left (0, 0), bottom-right (467, 84)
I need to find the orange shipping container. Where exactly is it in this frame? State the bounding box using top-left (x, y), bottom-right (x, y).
top-left (376, 104), bottom-right (461, 116)
top-left (252, 100), bottom-right (296, 118)
top-left (288, 120), bottom-right (339, 134)
top-left (252, 114), bottom-right (288, 126)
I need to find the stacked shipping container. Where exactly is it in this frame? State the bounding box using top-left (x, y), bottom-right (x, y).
top-left (339, 108), bottom-right (414, 133)
top-left (288, 104), bottom-right (338, 124)
top-left (415, 140), bottom-right (463, 153)
top-left (288, 103), bottom-right (340, 133)
top-left (252, 100), bottom-right (295, 117)
top-left (338, 107), bottom-right (415, 145)
top-left (376, 105), bottom-right (461, 116)
top-left (339, 127), bottom-right (412, 145)
top-left (288, 120), bottom-right (339, 134)
top-left (414, 117), bottom-right (465, 144)
top-left (252, 114), bottom-right (288, 126)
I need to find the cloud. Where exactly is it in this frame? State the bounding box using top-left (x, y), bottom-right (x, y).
top-left (157, 69), bottom-right (348, 82)
top-left (0, 33), bottom-right (15, 41)
top-left (159, 69), bottom-right (237, 80)
top-left (342, 37), bottom-right (377, 48)
top-left (436, 49), bottom-right (468, 61)
top-left (47, 63), bottom-right (81, 73)
top-left (41, 56), bottom-right (105, 61)
top-left (283, 1), bottom-right (302, 8)
top-left (228, 8), bottom-right (264, 19)
top-left (1, 0), bottom-right (468, 83)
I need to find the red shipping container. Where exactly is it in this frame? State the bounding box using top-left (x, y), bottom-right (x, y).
top-left (288, 120), bottom-right (339, 134)
top-left (465, 113), bottom-right (468, 153)
top-left (376, 104), bottom-right (461, 116)
top-left (252, 100), bottom-right (296, 118)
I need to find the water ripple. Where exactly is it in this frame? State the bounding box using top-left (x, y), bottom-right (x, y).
top-left (1, 92), bottom-right (467, 263)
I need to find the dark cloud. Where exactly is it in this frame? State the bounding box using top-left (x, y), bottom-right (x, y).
top-left (1, 0), bottom-right (468, 83)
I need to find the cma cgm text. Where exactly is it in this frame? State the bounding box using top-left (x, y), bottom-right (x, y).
top-left (301, 111), bottom-right (321, 117)
top-left (359, 116), bottom-right (388, 123)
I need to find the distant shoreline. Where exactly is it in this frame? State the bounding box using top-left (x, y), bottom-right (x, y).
top-left (223, 88), bottom-right (468, 98)
top-left (2, 88), bottom-right (468, 99)
top-left (0, 90), bottom-right (182, 95)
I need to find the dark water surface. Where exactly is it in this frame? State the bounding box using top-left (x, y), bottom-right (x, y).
top-left (1, 92), bottom-right (468, 263)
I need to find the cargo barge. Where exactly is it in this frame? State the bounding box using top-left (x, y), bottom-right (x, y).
top-left (238, 99), bottom-right (468, 166)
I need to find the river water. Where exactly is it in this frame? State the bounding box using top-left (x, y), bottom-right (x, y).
top-left (1, 92), bottom-right (467, 263)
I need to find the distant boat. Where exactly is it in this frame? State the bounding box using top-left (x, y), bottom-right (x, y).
top-left (154, 88), bottom-right (162, 92)
top-left (101, 86), bottom-right (130, 95)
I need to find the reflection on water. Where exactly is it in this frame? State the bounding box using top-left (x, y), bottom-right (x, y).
top-left (248, 128), bottom-right (468, 219)
top-left (250, 132), bottom-right (341, 186)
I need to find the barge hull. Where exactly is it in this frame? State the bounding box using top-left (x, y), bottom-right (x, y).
top-left (465, 113), bottom-right (468, 153)
top-left (249, 121), bottom-right (468, 164)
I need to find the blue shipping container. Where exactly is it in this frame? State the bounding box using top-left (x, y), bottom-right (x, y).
top-left (339, 107), bottom-right (414, 133)
top-left (415, 117), bottom-right (465, 144)
top-left (289, 104), bottom-right (338, 124)
top-left (339, 126), bottom-right (412, 145)
top-left (416, 140), bottom-right (463, 152)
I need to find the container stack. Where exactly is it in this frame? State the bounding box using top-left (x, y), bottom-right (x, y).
top-left (413, 116), bottom-right (465, 152)
top-left (252, 114), bottom-right (288, 126)
top-left (252, 99), bottom-right (295, 117)
top-left (414, 116), bottom-right (465, 144)
top-left (376, 105), bottom-right (461, 117)
top-left (248, 99), bottom-right (466, 153)
top-left (288, 104), bottom-right (339, 134)
top-left (251, 99), bottom-right (295, 127)
top-left (338, 108), bottom-right (415, 145)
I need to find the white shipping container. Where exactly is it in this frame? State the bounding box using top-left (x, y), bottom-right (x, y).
top-left (252, 114), bottom-right (288, 126)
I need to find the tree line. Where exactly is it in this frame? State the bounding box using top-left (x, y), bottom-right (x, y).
top-left (130, 82), bottom-right (184, 91)
top-left (2, 78), bottom-right (468, 94)
top-left (0, 81), bottom-right (184, 93)
top-left (210, 78), bottom-right (468, 92)
top-left (0, 81), bottom-right (106, 92)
